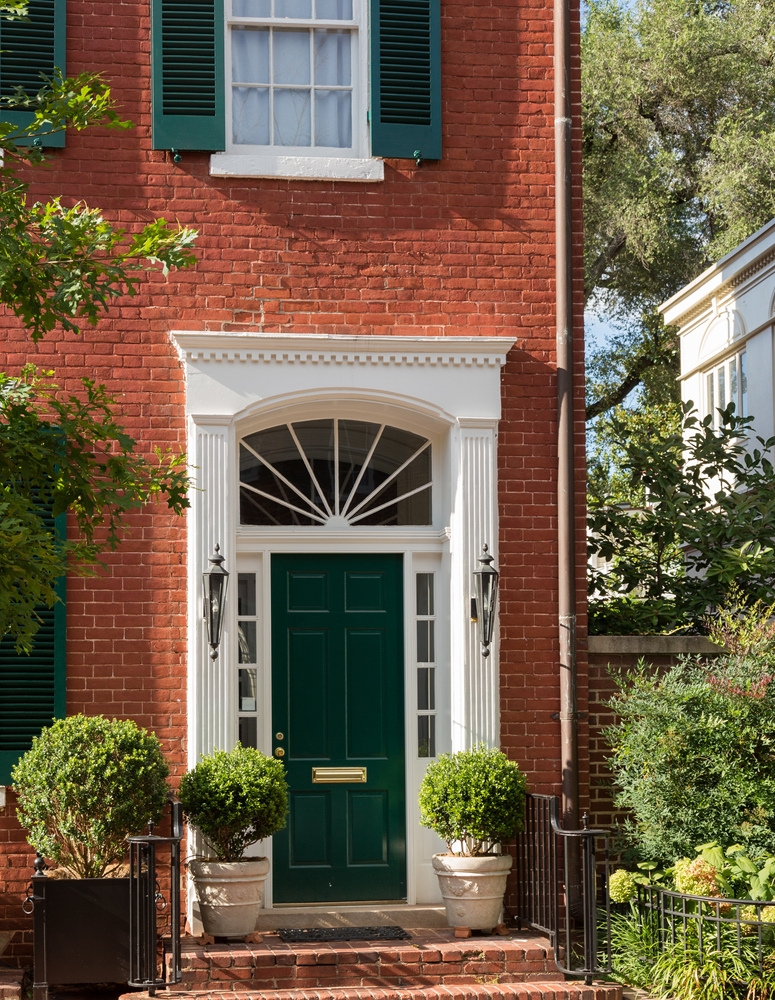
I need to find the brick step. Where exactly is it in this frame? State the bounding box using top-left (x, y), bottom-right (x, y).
top-left (0, 970), bottom-right (23, 1000)
top-left (162, 931), bottom-right (574, 993)
top-left (121, 983), bottom-right (623, 1000)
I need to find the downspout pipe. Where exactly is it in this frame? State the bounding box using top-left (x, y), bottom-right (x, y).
top-left (554, 0), bottom-right (580, 831)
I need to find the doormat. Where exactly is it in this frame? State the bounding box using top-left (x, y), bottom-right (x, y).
top-left (277, 925), bottom-right (411, 942)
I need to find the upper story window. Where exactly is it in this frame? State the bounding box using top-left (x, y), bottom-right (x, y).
top-left (239, 418), bottom-right (432, 526)
top-left (149, 0), bottom-right (443, 179)
top-left (706, 350), bottom-right (747, 427)
top-left (228, 0), bottom-right (361, 155)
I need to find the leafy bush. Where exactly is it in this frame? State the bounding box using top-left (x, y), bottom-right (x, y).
top-left (179, 744), bottom-right (288, 862)
top-left (588, 402), bottom-right (775, 634)
top-left (608, 904), bottom-right (775, 1000)
top-left (12, 714), bottom-right (169, 878)
top-left (606, 656), bottom-right (775, 862)
top-left (418, 744), bottom-right (526, 855)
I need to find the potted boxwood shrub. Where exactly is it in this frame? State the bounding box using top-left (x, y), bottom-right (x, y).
top-left (12, 714), bottom-right (170, 987)
top-left (179, 744), bottom-right (288, 938)
top-left (419, 743), bottom-right (526, 931)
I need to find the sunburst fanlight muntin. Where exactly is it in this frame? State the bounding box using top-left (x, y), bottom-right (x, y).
top-left (239, 418), bottom-right (433, 527)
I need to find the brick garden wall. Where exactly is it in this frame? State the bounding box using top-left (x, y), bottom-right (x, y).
top-left (0, 0), bottom-right (585, 964)
top-left (586, 636), bottom-right (725, 839)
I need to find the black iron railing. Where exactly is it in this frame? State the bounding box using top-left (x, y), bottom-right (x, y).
top-left (638, 885), bottom-right (775, 975)
top-left (514, 793), bottom-right (611, 982)
top-left (127, 796), bottom-right (183, 994)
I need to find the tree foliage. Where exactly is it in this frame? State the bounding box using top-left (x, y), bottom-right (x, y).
top-left (606, 657), bottom-right (775, 863)
top-left (0, 366), bottom-right (190, 651)
top-left (583, 0), bottom-right (775, 418)
top-left (0, 49), bottom-right (197, 650)
top-left (12, 714), bottom-right (170, 878)
top-left (0, 70), bottom-right (196, 339)
top-left (588, 404), bottom-right (775, 634)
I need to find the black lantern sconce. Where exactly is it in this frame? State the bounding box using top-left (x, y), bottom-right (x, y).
top-left (470, 543), bottom-right (499, 658)
top-left (203, 544), bottom-right (229, 660)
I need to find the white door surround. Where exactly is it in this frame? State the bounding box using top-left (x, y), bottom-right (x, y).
top-left (172, 332), bottom-right (515, 906)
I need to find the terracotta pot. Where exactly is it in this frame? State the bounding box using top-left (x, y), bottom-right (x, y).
top-left (432, 853), bottom-right (513, 930)
top-left (189, 858), bottom-right (270, 938)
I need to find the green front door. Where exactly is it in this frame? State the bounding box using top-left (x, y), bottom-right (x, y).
top-left (271, 553), bottom-right (406, 903)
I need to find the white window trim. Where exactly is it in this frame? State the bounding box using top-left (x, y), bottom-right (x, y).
top-left (704, 347), bottom-right (747, 425)
top-left (212, 0), bottom-right (384, 181)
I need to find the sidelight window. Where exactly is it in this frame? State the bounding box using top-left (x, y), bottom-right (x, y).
top-left (416, 572), bottom-right (436, 758)
top-left (239, 418), bottom-right (432, 526)
top-left (237, 572), bottom-right (259, 747)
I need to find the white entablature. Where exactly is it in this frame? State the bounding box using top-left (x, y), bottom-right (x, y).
top-left (660, 219), bottom-right (775, 440)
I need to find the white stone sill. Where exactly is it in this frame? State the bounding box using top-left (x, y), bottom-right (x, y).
top-left (209, 153), bottom-right (384, 181)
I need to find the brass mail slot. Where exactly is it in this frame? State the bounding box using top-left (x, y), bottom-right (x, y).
top-left (312, 767), bottom-right (367, 784)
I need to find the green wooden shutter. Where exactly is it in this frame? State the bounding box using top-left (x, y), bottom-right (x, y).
top-left (369, 0), bottom-right (441, 161)
top-left (0, 511), bottom-right (66, 785)
top-left (0, 0), bottom-right (66, 148)
top-left (152, 0), bottom-right (225, 151)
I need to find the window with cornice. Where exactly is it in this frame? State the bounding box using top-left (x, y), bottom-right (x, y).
top-left (705, 350), bottom-right (747, 428)
top-left (149, 0), bottom-right (442, 180)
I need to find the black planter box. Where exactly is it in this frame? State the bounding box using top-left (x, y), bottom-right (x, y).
top-left (32, 876), bottom-right (130, 998)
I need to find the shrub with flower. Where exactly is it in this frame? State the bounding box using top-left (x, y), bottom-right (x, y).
top-left (609, 868), bottom-right (639, 903)
top-left (673, 856), bottom-right (721, 897)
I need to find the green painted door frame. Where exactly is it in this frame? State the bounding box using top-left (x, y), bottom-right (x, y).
top-left (271, 553), bottom-right (406, 903)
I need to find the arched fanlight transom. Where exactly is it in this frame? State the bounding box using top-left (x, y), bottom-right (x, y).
top-left (239, 419), bottom-right (432, 527)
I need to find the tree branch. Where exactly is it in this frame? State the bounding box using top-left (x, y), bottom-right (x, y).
top-left (584, 230), bottom-right (628, 302)
top-left (585, 351), bottom-right (656, 420)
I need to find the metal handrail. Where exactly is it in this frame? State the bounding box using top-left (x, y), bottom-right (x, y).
top-left (127, 795), bottom-right (183, 994)
top-left (515, 793), bottom-right (612, 983)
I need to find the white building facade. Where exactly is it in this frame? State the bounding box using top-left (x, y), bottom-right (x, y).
top-left (662, 218), bottom-right (775, 439)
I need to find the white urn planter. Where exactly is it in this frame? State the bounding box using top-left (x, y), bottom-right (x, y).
top-left (189, 857), bottom-right (270, 938)
top-left (433, 853), bottom-right (513, 930)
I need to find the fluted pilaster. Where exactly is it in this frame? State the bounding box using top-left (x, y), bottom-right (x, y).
top-left (449, 418), bottom-right (499, 750)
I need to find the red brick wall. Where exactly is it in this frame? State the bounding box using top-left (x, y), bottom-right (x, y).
top-left (0, 0), bottom-right (585, 962)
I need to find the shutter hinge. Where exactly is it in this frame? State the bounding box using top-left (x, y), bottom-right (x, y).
top-left (414, 150), bottom-right (422, 167)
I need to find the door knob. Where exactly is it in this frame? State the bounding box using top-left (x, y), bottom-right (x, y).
top-left (275, 747), bottom-right (285, 757)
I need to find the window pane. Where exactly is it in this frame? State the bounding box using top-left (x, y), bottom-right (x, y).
top-left (273, 29), bottom-right (311, 84)
top-left (233, 87), bottom-right (271, 144)
top-left (729, 357), bottom-right (738, 411)
top-left (238, 621), bottom-right (257, 663)
top-left (337, 420), bottom-right (380, 512)
top-left (239, 716), bottom-right (258, 748)
top-left (417, 667), bottom-right (429, 710)
top-left (234, 0), bottom-right (271, 15)
top-left (238, 574), bottom-right (256, 616)
top-left (314, 29), bottom-right (351, 84)
top-left (416, 573), bottom-right (433, 616)
top-left (239, 667), bottom-right (258, 711)
top-left (718, 365), bottom-right (726, 410)
top-left (741, 352), bottom-right (748, 417)
top-left (315, 90), bottom-right (351, 147)
top-left (232, 27), bottom-right (270, 83)
top-left (316, 0), bottom-right (352, 16)
top-left (418, 715), bottom-right (435, 758)
top-left (707, 372), bottom-right (714, 416)
top-left (274, 89), bottom-right (311, 144)
top-left (275, 0), bottom-right (312, 16)
top-left (417, 620), bottom-right (435, 663)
